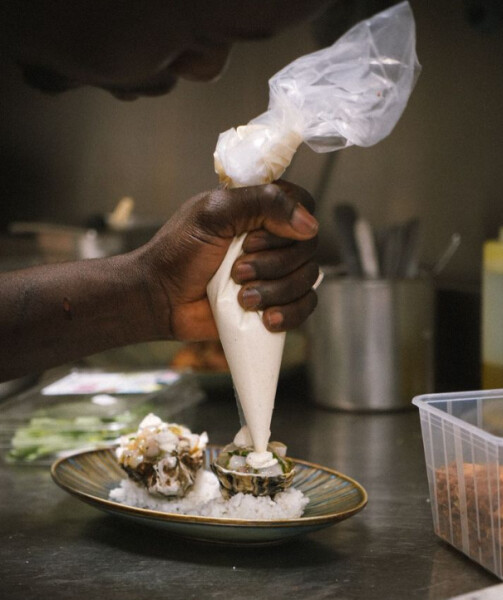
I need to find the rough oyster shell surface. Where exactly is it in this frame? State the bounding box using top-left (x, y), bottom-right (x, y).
top-left (211, 442), bottom-right (295, 499)
top-left (116, 414), bottom-right (207, 497)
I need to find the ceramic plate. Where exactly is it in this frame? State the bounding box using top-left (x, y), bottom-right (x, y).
top-left (51, 447), bottom-right (368, 546)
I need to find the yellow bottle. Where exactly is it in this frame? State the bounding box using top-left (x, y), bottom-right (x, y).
top-left (482, 228), bottom-right (503, 388)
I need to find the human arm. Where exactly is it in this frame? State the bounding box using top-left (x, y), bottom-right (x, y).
top-left (0, 180), bottom-right (319, 382)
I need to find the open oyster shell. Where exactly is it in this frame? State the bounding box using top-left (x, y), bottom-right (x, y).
top-left (211, 441), bottom-right (295, 499)
top-left (116, 414), bottom-right (208, 498)
top-left (121, 443), bottom-right (204, 498)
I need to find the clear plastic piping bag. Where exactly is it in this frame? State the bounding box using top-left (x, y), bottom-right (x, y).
top-left (207, 1), bottom-right (420, 453)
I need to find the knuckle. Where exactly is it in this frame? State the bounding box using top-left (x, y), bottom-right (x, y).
top-left (252, 252), bottom-right (284, 280)
top-left (199, 188), bottom-right (228, 215)
top-left (239, 185), bottom-right (263, 218)
top-left (262, 182), bottom-right (297, 219)
top-left (299, 188), bottom-right (316, 214)
top-left (255, 283), bottom-right (273, 308)
top-left (193, 188), bottom-right (233, 234)
top-left (276, 180), bottom-right (315, 214)
top-left (262, 183), bottom-right (281, 201)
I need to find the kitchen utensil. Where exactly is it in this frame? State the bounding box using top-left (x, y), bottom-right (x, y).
top-left (431, 232), bottom-right (461, 275)
top-left (378, 220), bottom-right (420, 279)
top-left (354, 218), bottom-right (380, 278)
top-left (379, 224), bottom-right (402, 278)
top-left (398, 218), bottom-right (420, 278)
top-left (333, 204), bottom-right (362, 276)
top-left (307, 272), bottom-right (434, 411)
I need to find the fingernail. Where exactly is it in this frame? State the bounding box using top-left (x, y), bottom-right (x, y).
top-left (291, 204), bottom-right (318, 235)
top-left (266, 311), bottom-right (283, 329)
top-left (235, 262), bottom-right (256, 281)
top-left (242, 288), bottom-right (261, 309)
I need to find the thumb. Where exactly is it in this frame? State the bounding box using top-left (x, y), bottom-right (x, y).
top-left (197, 180), bottom-right (319, 241)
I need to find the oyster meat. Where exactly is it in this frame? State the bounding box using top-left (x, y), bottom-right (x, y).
top-left (211, 440), bottom-right (295, 499)
top-left (116, 413), bottom-right (208, 497)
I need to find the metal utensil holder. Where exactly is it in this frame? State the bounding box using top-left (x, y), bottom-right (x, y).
top-left (307, 272), bottom-right (434, 411)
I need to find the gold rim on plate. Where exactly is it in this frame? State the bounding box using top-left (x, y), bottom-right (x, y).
top-left (51, 446), bottom-right (368, 542)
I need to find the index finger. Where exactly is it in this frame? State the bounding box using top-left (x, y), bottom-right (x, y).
top-left (255, 180), bottom-right (317, 238)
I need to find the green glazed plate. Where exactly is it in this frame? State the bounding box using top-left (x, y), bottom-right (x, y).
top-left (51, 446), bottom-right (368, 546)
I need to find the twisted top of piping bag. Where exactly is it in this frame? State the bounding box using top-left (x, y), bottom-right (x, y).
top-left (214, 1), bottom-right (420, 188)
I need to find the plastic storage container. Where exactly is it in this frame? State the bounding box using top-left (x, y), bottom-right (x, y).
top-left (413, 389), bottom-right (503, 579)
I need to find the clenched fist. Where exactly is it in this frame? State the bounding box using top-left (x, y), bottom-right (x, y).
top-left (0, 180), bottom-right (319, 382)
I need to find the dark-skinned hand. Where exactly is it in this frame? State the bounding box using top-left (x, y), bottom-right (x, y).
top-left (0, 180), bottom-right (319, 382)
top-left (137, 179), bottom-right (319, 340)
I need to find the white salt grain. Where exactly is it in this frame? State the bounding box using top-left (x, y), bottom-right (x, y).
top-left (109, 469), bottom-right (308, 520)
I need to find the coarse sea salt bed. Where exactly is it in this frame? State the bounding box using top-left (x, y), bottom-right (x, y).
top-left (109, 469), bottom-right (309, 520)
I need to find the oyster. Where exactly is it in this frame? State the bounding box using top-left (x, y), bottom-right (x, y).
top-left (211, 441), bottom-right (295, 499)
top-left (116, 413), bottom-right (208, 497)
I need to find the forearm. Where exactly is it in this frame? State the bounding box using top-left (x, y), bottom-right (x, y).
top-left (0, 251), bottom-right (163, 382)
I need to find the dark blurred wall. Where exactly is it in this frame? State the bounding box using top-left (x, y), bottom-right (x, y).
top-left (313, 0), bottom-right (503, 286)
top-left (1, 0), bottom-right (502, 286)
top-left (0, 23), bottom-right (318, 231)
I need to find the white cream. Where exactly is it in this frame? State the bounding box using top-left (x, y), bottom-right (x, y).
top-left (233, 425), bottom-right (253, 448)
top-left (209, 122), bottom-right (304, 465)
top-left (246, 451), bottom-right (277, 470)
top-left (207, 235), bottom-right (286, 456)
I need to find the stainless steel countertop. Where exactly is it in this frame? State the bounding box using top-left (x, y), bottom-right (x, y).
top-left (0, 371), bottom-right (498, 600)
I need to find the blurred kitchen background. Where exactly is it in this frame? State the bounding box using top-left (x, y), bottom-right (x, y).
top-left (1, 0), bottom-right (502, 393)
